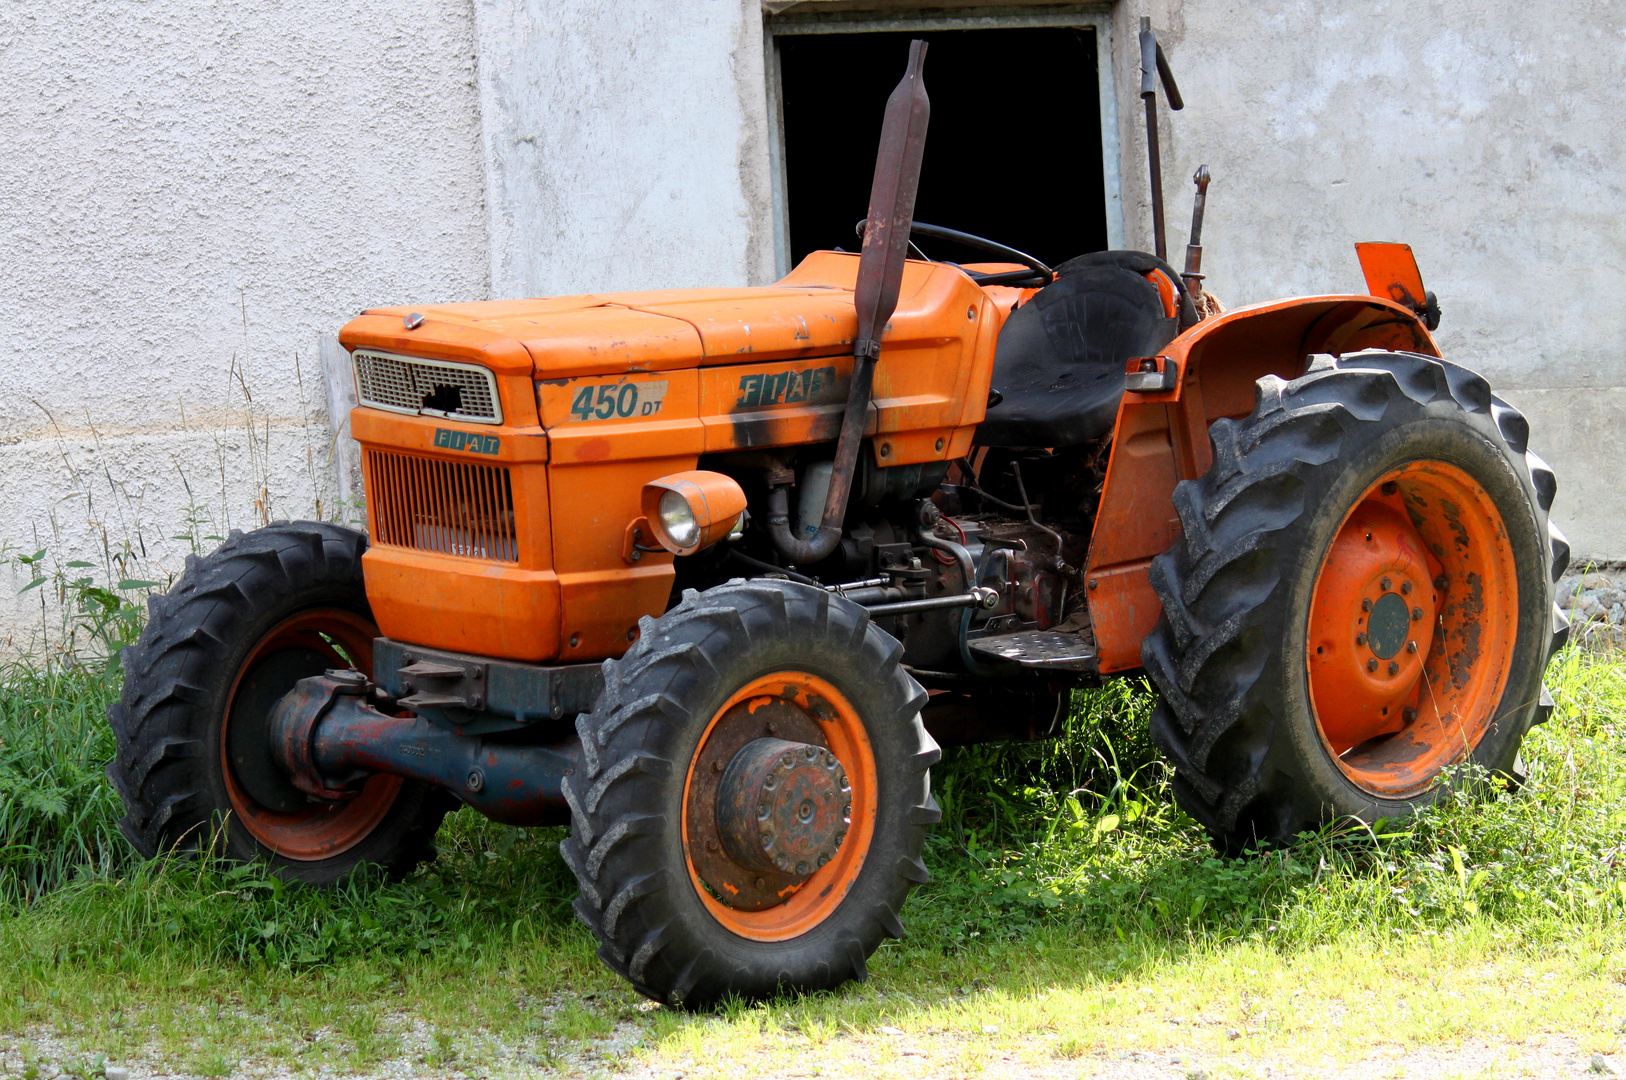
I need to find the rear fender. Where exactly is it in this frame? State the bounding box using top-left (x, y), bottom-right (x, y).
top-left (1084, 293), bottom-right (1438, 673)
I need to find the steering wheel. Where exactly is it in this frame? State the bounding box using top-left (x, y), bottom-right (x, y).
top-left (855, 219), bottom-right (1054, 288)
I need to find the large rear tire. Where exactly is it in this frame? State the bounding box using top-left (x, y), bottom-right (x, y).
top-left (1143, 351), bottom-right (1569, 850)
top-left (562, 579), bottom-right (939, 1007)
top-left (106, 523), bottom-right (452, 882)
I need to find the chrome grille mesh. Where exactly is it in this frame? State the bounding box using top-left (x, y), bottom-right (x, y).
top-left (352, 350), bottom-right (502, 424)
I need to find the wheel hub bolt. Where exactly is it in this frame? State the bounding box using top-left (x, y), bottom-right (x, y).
top-left (714, 737), bottom-right (849, 879)
top-left (1401, 581), bottom-right (1412, 595)
top-left (1388, 661), bottom-right (1399, 675)
top-left (1367, 658), bottom-right (1378, 672)
top-left (1362, 598), bottom-right (1373, 612)
top-left (1412, 607), bottom-right (1424, 621)
top-left (1403, 707), bottom-right (1418, 722)
top-left (1406, 641), bottom-right (1418, 654)
top-left (1355, 633), bottom-right (1368, 646)
top-left (1380, 577), bottom-right (1391, 591)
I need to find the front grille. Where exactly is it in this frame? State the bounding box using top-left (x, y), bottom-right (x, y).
top-left (364, 449), bottom-right (518, 562)
top-left (353, 350), bottom-right (502, 424)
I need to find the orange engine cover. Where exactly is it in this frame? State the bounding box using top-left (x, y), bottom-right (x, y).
top-left (339, 252), bottom-right (1002, 663)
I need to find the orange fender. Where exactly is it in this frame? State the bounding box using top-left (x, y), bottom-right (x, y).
top-left (1083, 292), bottom-right (1439, 673)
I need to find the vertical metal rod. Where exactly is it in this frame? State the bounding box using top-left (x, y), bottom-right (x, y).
top-left (1139, 18), bottom-right (1167, 261)
top-left (1183, 165), bottom-right (1211, 298)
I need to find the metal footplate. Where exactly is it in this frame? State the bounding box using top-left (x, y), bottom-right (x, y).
top-left (966, 629), bottom-right (1099, 671)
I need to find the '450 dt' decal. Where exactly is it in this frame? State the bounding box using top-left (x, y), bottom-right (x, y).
top-left (434, 429), bottom-right (501, 455)
top-left (568, 380), bottom-right (670, 421)
top-left (735, 366), bottom-right (839, 409)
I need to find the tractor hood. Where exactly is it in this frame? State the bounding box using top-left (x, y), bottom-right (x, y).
top-left (338, 252), bottom-right (1005, 381)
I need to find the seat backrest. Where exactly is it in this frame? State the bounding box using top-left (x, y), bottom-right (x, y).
top-left (975, 251), bottom-right (1192, 448)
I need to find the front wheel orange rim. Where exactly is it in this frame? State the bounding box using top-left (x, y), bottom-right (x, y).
top-left (1306, 461), bottom-right (1519, 797)
top-left (221, 608), bottom-right (404, 860)
top-left (681, 672), bottom-right (877, 942)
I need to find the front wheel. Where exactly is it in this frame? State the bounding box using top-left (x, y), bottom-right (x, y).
top-left (562, 579), bottom-right (939, 1007)
top-left (106, 523), bottom-right (452, 882)
top-left (1143, 351), bottom-right (1569, 849)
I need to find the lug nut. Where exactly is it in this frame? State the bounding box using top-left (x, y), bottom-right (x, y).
top-left (1406, 641), bottom-right (1418, 654)
top-left (1380, 577), bottom-right (1391, 591)
top-left (1434, 575), bottom-right (1448, 591)
top-left (1362, 598), bottom-right (1373, 612)
top-left (1403, 707), bottom-right (1417, 722)
top-left (1367, 658), bottom-right (1379, 672)
top-left (1412, 607), bottom-right (1424, 621)
top-left (1401, 581), bottom-right (1412, 595)
top-left (1388, 661), bottom-right (1399, 675)
top-left (1355, 633), bottom-right (1367, 646)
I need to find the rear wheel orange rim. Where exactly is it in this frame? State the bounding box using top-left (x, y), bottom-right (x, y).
top-left (1306, 461), bottom-right (1518, 797)
top-left (681, 672), bottom-right (877, 942)
top-left (221, 608), bottom-right (404, 860)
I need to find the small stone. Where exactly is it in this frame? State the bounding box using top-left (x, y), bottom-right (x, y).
top-left (1609, 604), bottom-right (1624, 626)
top-left (1226, 1028), bottom-right (1241, 1039)
top-left (1579, 572), bottom-right (1616, 590)
top-left (982, 1025), bottom-right (999, 1035)
top-left (1590, 1056), bottom-right (1616, 1075)
top-left (106, 1070), bottom-right (129, 1080)
top-left (879, 1025), bottom-right (905, 1036)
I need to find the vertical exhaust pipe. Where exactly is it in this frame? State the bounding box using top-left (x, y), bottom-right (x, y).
top-left (768, 40), bottom-right (931, 567)
top-left (1139, 19), bottom-right (1183, 262)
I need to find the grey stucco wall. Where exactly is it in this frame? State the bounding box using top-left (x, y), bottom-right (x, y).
top-left (473, 0), bottom-right (776, 298)
top-left (4, 0), bottom-right (1623, 646)
top-left (1117, 0), bottom-right (1626, 557)
top-left (0, 0), bottom-right (490, 646)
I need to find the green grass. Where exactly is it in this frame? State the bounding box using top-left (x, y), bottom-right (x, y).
top-left (1, 646), bottom-right (1623, 1076)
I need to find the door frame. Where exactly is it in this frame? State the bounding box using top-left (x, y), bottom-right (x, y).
top-left (763, 3), bottom-right (1122, 278)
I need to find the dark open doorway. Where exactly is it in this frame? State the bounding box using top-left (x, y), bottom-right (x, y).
top-left (776, 26), bottom-right (1107, 270)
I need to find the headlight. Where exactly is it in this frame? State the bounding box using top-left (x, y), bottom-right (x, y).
top-left (640, 471), bottom-right (750, 556)
top-left (658, 489), bottom-right (701, 550)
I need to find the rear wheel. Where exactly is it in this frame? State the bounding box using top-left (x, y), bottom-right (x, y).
top-left (1143, 351), bottom-right (1570, 849)
top-left (562, 579), bottom-right (939, 1007)
top-left (107, 523), bottom-right (452, 882)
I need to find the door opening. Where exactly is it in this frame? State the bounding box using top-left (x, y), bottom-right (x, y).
top-left (776, 26), bottom-right (1108, 272)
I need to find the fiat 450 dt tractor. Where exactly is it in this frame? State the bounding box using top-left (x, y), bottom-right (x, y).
top-left (109, 40), bottom-right (1567, 1006)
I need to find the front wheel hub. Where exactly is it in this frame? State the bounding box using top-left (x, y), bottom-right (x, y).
top-left (715, 738), bottom-right (850, 877)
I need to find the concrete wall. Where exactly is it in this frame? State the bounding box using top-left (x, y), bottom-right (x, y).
top-left (1113, 0), bottom-right (1626, 558)
top-left (0, 0), bottom-right (490, 649)
top-left (473, 0), bottom-right (776, 298)
top-left (5, 0), bottom-right (1623, 647)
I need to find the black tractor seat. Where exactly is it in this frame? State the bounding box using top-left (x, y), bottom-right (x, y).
top-left (976, 250), bottom-right (1197, 448)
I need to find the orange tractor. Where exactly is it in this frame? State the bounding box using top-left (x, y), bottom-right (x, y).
top-left (109, 39), bottom-right (1567, 1006)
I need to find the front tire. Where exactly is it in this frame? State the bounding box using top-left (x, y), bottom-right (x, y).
top-left (106, 523), bottom-right (452, 882)
top-left (1143, 351), bottom-right (1569, 849)
top-left (562, 579), bottom-right (939, 1007)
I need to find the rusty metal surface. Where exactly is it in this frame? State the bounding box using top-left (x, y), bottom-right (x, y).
top-left (268, 672), bottom-right (579, 826)
top-left (714, 737), bottom-right (849, 878)
top-left (684, 696), bottom-right (838, 912)
top-left (1183, 165), bottom-right (1211, 298)
top-left (372, 637), bottom-right (604, 734)
top-left (966, 629), bottom-right (1099, 671)
top-left (767, 39), bottom-right (930, 566)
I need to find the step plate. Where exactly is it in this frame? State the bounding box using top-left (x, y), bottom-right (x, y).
top-left (966, 630), bottom-right (1099, 671)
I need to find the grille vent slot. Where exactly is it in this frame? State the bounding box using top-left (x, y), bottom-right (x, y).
top-left (353, 350), bottom-right (502, 424)
top-left (364, 450), bottom-right (518, 563)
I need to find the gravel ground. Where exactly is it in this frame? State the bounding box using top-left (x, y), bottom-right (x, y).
top-left (1559, 565), bottom-right (1626, 642)
top-left (6, 1023), bottom-right (1622, 1080)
